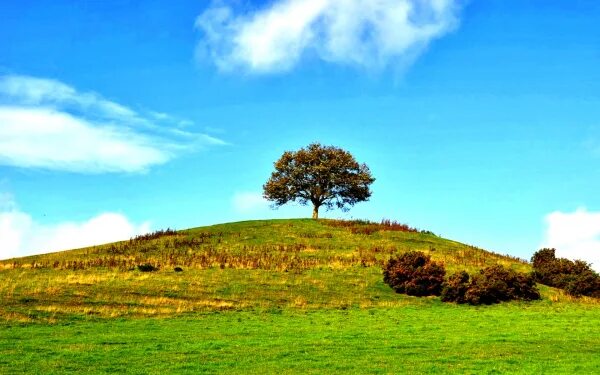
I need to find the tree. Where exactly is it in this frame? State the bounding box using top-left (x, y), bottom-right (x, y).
top-left (263, 143), bottom-right (375, 219)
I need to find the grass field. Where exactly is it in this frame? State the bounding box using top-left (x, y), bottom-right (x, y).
top-left (1, 219), bottom-right (599, 373)
top-left (2, 302), bottom-right (599, 374)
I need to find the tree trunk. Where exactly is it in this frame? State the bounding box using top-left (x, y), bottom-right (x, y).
top-left (312, 205), bottom-right (319, 219)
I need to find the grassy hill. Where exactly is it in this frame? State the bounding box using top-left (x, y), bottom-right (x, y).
top-left (0, 218), bottom-right (530, 321)
top-left (1, 219), bottom-right (599, 373)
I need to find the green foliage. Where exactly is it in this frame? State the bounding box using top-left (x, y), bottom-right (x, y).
top-left (263, 143), bottom-right (375, 218)
top-left (532, 248), bottom-right (600, 298)
top-left (383, 251), bottom-right (446, 296)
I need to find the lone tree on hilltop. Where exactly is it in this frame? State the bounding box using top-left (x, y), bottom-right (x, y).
top-left (263, 143), bottom-right (375, 219)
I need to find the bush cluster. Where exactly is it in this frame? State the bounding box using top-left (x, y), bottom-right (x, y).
top-left (531, 248), bottom-right (600, 298)
top-left (383, 251), bottom-right (541, 305)
top-left (442, 266), bottom-right (540, 305)
top-left (383, 251), bottom-right (446, 296)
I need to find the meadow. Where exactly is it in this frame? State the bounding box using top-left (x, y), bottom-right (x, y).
top-left (1, 219), bottom-right (599, 373)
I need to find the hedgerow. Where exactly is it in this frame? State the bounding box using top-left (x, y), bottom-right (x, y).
top-left (384, 252), bottom-right (541, 305)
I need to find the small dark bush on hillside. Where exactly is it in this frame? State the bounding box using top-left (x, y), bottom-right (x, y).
top-left (137, 263), bottom-right (158, 272)
top-left (441, 271), bottom-right (470, 303)
top-left (383, 251), bottom-right (446, 296)
top-left (174, 267), bottom-right (183, 272)
top-left (531, 248), bottom-right (600, 298)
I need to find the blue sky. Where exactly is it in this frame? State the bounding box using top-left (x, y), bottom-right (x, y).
top-left (1, 0), bottom-right (599, 269)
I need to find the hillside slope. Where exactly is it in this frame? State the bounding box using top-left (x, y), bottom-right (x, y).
top-left (0, 218), bottom-right (535, 322)
top-left (1, 219), bottom-right (599, 374)
top-left (3, 219), bottom-right (527, 272)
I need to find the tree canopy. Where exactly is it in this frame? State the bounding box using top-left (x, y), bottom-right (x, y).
top-left (263, 143), bottom-right (375, 219)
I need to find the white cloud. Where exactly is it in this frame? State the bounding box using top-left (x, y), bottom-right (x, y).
top-left (0, 75), bottom-right (138, 121)
top-left (0, 75), bottom-right (226, 173)
top-left (0, 107), bottom-right (169, 173)
top-left (0, 195), bottom-right (150, 260)
top-left (232, 191), bottom-right (269, 213)
top-left (542, 208), bottom-right (600, 272)
top-left (195, 0), bottom-right (460, 73)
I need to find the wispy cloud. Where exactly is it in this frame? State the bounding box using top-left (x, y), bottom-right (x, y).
top-left (195, 0), bottom-right (460, 73)
top-left (542, 207), bottom-right (600, 272)
top-left (0, 194), bottom-right (150, 260)
top-left (0, 75), bottom-right (227, 173)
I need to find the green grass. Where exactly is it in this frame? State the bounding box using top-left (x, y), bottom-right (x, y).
top-left (0, 218), bottom-right (598, 373)
top-left (2, 303), bottom-right (599, 374)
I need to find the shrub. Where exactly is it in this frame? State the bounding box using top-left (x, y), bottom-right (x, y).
top-left (441, 266), bottom-right (540, 305)
top-left (383, 251), bottom-right (446, 296)
top-left (137, 263), bottom-right (158, 272)
top-left (564, 270), bottom-right (600, 298)
top-left (531, 248), bottom-right (600, 298)
top-left (174, 267), bottom-right (184, 272)
top-left (531, 248), bottom-right (557, 269)
top-left (441, 271), bottom-right (470, 303)
top-left (463, 266), bottom-right (540, 305)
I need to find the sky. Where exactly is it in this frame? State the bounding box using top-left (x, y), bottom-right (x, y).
top-left (1, 0), bottom-right (599, 271)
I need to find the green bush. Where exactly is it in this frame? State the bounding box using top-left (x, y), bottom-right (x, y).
top-left (383, 251), bottom-right (446, 296)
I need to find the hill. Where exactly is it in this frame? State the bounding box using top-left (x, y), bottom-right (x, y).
top-left (1, 218), bottom-right (529, 320)
top-left (1, 219), bottom-right (599, 374)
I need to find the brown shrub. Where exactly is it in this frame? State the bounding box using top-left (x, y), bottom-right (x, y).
top-left (383, 251), bottom-right (446, 296)
top-left (532, 248), bottom-right (600, 298)
top-left (440, 271), bottom-right (470, 303)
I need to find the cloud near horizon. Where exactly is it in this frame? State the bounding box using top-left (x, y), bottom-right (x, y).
top-left (195, 0), bottom-right (460, 73)
top-left (0, 75), bottom-right (227, 173)
top-left (0, 194), bottom-right (151, 260)
top-left (542, 207), bottom-right (600, 272)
